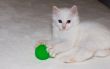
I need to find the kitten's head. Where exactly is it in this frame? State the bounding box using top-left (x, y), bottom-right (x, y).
top-left (53, 5), bottom-right (79, 31)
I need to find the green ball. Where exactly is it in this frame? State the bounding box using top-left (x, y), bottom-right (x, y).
top-left (35, 44), bottom-right (51, 60)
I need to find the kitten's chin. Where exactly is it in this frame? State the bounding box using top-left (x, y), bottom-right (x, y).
top-left (59, 28), bottom-right (69, 32)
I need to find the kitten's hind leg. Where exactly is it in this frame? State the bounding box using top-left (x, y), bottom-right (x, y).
top-left (56, 47), bottom-right (96, 63)
top-left (95, 48), bottom-right (110, 57)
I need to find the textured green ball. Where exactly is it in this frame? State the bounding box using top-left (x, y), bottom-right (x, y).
top-left (35, 44), bottom-right (51, 60)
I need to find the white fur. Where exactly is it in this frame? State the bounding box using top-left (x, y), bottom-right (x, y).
top-left (46, 6), bottom-right (110, 63)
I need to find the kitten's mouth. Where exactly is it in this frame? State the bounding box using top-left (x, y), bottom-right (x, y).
top-left (60, 28), bottom-right (68, 31)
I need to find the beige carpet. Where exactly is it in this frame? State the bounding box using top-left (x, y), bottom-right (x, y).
top-left (0, 0), bottom-right (110, 69)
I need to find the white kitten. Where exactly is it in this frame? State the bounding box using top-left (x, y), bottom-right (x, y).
top-left (45, 5), bottom-right (110, 63)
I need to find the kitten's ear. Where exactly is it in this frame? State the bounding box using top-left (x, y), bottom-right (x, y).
top-left (53, 6), bottom-right (60, 14)
top-left (70, 5), bottom-right (78, 15)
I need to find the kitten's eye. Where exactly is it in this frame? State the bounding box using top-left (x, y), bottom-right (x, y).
top-left (67, 20), bottom-right (71, 24)
top-left (58, 20), bottom-right (62, 23)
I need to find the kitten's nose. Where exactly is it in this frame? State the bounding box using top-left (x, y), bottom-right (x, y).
top-left (62, 23), bottom-right (66, 30)
top-left (62, 26), bottom-right (66, 30)
top-left (62, 26), bottom-right (66, 29)
top-left (62, 24), bottom-right (66, 30)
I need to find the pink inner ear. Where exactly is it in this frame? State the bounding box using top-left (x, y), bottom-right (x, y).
top-left (53, 6), bottom-right (60, 14)
top-left (70, 5), bottom-right (78, 15)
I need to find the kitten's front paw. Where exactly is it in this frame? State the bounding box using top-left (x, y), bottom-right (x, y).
top-left (47, 46), bottom-right (58, 58)
top-left (35, 40), bottom-right (56, 57)
top-left (56, 55), bottom-right (76, 63)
